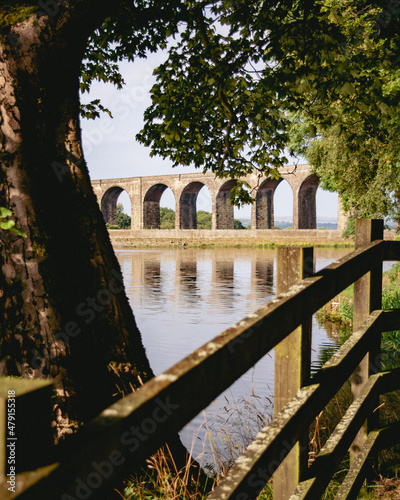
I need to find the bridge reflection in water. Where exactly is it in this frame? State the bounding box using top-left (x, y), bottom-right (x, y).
top-left (116, 246), bottom-right (349, 461)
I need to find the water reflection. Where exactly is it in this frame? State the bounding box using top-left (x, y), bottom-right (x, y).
top-left (116, 246), bottom-right (351, 461)
top-left (178, 256), bottom-right (200, 302)
top-left (212, 259), bottom-right (235, 308)
top-left (118, 247), bottom-right (351, 374)
top-left (252, 259), bottom-right (274, 295)
top-left (144, 260), bottom-right (162, 294)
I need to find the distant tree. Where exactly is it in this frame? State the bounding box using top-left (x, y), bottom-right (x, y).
top-left (116, 203), bottom-right (131, 229)
top-left (274, 221), bottom-right (292, 229)
top-left (160, 207), bottom-right (176, 229)
top-left (197, 210), bottom-right (212, 229)
top-left (234, 219), bottom-right (246, 230)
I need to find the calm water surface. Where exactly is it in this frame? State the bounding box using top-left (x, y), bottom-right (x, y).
top-left (116, 247), bottom-right (351, 461)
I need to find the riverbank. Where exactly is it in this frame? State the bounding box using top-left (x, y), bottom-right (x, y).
top-left (108, 228), bottom-right (397, 248)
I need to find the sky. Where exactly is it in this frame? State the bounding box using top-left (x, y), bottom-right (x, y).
top-left (80, 54), bottom-right (339, 221)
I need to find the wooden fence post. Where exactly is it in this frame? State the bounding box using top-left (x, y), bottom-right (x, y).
top-left (273, 247), bottom-right (314, 500)
top-left (351, 219), bottom-right (383, 469)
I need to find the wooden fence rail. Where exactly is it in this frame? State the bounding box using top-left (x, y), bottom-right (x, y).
top-left (1, 219), bottom-right (400, 499)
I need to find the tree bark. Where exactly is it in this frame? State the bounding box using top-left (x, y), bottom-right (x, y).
top-left (0, 1), bottom-right (154, 438)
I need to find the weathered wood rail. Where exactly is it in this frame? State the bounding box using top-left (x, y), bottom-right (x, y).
top-left (1, 219), bottom-right (400, 499)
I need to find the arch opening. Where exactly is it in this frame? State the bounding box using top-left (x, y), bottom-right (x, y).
top-left (316, 187), bottom-right (339, 229)
top-left (195, 184), bottom-right (212, 229)
top-left (143, 184), bottom-right (175, 229)
top-left (233, 184), bottom-right (251, 229)
top-left (101, 187), bottom-right (132, 229)
top-left (255, 178), bottom-right (283, 229)
top-left (160, 188), bottom-right (176, 229)
top-left (273, 179), bottom-right (294, 228)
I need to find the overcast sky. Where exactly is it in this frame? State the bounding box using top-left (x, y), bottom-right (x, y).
top-left (80, 54), bottom-right (338, 220)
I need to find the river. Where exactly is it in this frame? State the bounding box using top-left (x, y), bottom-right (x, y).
top-left (116, 246), bottom-right (351, 465)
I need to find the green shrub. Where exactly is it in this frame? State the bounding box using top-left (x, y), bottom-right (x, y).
top-left (338, 296), bottom-right (353, 326)
top-left (342, 216), bottom-right (355, 239)
top-left (197, 210), bottom-right (212, 229)
top-left (234, 219), bottom-right (246, 229)
top-left (159, 207), bottom-right (175, 229)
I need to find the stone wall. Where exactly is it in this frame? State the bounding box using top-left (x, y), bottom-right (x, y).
top-left (91, 165), bottom-right (347, 231)
top-left (107, 228), bottom-right (397, 248)
top-left (106, 228), bottom-right (347, 247)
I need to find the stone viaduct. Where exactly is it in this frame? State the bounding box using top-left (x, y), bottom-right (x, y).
top-left (91, 164), bottom-right (347, 231)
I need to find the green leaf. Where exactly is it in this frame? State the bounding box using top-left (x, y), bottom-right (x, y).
top-left (9, 226), bottom-right (27, 238)
top-left (1, 220), bottom-right (15, 230)
top-left (0, 207), bottom-right (13, 218)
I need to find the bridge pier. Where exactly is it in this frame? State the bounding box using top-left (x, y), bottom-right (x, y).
top-left (253, 178), bottom-right (282, 229)
top-left (178, 182), bottom-right (204, 229)
top-left (296, 174), bottom-right (319, 229)
top-left (216, 180), bottom-right (236, 229)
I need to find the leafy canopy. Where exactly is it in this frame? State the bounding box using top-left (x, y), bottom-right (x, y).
top-left (286, 1), bottom-right (400, 220)
top-left (81, 0), bottom-right (400, 212)
top-left (80, 0), bottom-right (185, 118)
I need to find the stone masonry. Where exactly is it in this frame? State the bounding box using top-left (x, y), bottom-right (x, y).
top-left (91, 164), bottom-right (348, 231)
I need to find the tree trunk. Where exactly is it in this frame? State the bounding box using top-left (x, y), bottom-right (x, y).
top-left (0, 2), bottom-right (154, 438)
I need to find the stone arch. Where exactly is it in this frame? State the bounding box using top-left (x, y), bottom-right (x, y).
top-left (179, 182), bottom-right (211, 229)
top-left (255, 178), bottom-right (284, 229)
top-left (216, 180), bottom-right (237, 229)
top-left (143, 184), bottom-right (174, 229)
top-left (100, 186), bottom-right (131, 226)
top-left (298, 174), bottom-right (319, 229)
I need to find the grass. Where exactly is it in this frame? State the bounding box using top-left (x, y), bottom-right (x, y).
top-left (318, 262), bottom-right (400, 348)
top-left (204, 392), bottom-right (273, 470)
top-left (118, 391), bottom-right (274, 499)
top-left (121, 445), bottom-right (212, 499)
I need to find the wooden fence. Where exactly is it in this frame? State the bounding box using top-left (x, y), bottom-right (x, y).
top-left (1, 219), bottom-right (400, 499)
